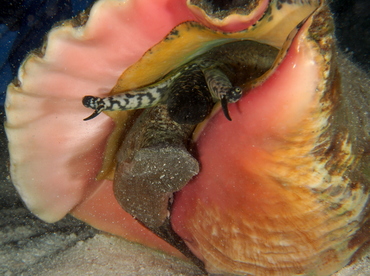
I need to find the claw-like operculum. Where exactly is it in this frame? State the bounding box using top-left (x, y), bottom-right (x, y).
top-left (220, 96), bottom-right (232, 121)
top-left (83, 109), bottom-right (103, 121)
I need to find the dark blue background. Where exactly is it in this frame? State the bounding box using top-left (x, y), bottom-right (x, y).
top-left (0, 0), bottom-right (369, 105)
top-left (0, 0), bottom-right (95, 104)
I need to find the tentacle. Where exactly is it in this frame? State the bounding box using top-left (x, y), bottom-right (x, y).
top-left (82, 78), bottom-right (175, 120)
top-left (201, 67), bottom-right (242, 101)
top-left (221, 96), bottom-right (232, 121)
top-left (201, 66), bottom-right (242, 120)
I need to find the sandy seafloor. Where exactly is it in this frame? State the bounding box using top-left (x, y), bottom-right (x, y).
top-left (0, 110), bottom-right (369, 276)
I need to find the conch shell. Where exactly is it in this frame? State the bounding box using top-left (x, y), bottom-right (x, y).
top-left (5, 0), bottom-right (369, 275)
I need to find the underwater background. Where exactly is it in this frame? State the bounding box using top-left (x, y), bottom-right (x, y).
top-left (0, 0), bottom-right (95, 104)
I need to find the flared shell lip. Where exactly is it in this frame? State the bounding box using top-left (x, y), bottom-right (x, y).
top-left (4, 0), bottom-right (322, 226)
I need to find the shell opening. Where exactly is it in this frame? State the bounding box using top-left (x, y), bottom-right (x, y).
top-left (97, 39), bottom-right (281, 181)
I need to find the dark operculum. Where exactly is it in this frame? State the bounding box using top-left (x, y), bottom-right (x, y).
top-left (113, 104), bottom-right (204, 267)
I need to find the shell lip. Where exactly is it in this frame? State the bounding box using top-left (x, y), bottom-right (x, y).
top-left (3, 0), bottom-right (325, 256)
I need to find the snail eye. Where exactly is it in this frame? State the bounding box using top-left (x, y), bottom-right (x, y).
top-left (226, 86), bottom-right (243, 103)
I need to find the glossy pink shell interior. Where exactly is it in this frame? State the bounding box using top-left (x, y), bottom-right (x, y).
top-left (5, 0), bottom-right (269, 256)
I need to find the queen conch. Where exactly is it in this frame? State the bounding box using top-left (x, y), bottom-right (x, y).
top-left (5, 0), bottom-right (370, 275)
